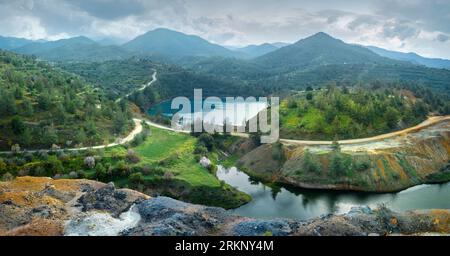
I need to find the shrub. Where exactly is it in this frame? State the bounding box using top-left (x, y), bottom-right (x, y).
top-left (287, 98), bottom-right (297, 108)
top-left (129, 172), bottom-right (144, 184)
top-left (1, 172), bottom-right (14, 181)
top-left (130, 129), bottom-right (150, 147)
top-left (355, 160), bottom-right (370, 172)
top-left (0, 159), bottom-right (6, 172)
top-left (271, 142), bottom-right (284, 161)
top-left (194, 144), bottom-right (208, 155)
top-left (159, 153), bottom-right (179, 167)
top-left (142, 165), bottom-right (151, 175)
top-left (94, 163), bottom-right (107, 180)
top-left (24, 152), bottom-right (34, 162)
top-left (126, 149), bottom-right (140, 163)
top-left (115, 160), bottom-right (131, 177)
top-left (197, 133), bottom-right (214, 151)
top-left (303, 150), bottom-right (321, 173)
top-left (84, 156), bottom-right (96, 169)
top-left (69, 171), bottom-right (78, 179)
top-left (163, 171), bottom-right (174, 181)
top-left (46, 155), bottom-right (64, 176)
top-left (10, 116), bottom-right (25, 135)
top-left (76, 170), bottom-right (86, 179)
top-left (329, 152), bottom-right (351, 176)
top-left (37, 150), bottom-right (48, 161)
top-left (11, 144), bottom-right (21, 153)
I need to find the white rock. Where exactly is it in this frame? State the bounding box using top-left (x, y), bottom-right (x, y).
top-left (199, 157), bottom-right (212, 168)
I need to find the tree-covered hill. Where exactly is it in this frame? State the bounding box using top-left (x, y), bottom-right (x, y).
top-left (61, 58), bottom-right (271, 111)
top-left (280, 85), bottom-right (449, 140)
top-left (255, 32), bottom-right (396, 71)
top-left (0, 50), bottom-right (134, 150)
top-left (13, 36), bottom-right (131, 62)
top-left (122, 28), bottom-right (242, 59)
top-left (0, 36), bottom-right (34, 51)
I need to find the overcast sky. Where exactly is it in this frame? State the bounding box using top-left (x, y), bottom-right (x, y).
top-left (1, 0), bottom-right (449, 58)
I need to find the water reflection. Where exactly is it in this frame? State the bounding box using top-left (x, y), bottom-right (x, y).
top-left (217, 166), bottom-right (450, 220)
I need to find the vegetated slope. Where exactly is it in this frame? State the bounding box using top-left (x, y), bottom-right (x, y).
top-left (1, 176), bottom-right (449, 236)
top-left (237, 119), bottom-right (450, 192)
top-left (62, 58), bottom-right (268, 109)
top-left (235, 43), bottom-right (278, 58)
top-left (0, 50), bottom-right (134, 150)
top-left (13, 36), bottom-right (131, 62)
top-left (122, 28), bottom-right (242, 58)
top-left (266, 62), bottom-right (450, 94)
top-left (61, 58), bottom-right (158, 99)
top-left (367, 46), bottom-right (450, 70)
top-left (0, 36), bottom-right (34, 50)
top-left (0, 125), bottom-right (251, 209)
top-left (279, 86), bottom-right (449, 140)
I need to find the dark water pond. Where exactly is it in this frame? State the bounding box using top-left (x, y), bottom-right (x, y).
top-left (217, 166), bottom-right (450, 220)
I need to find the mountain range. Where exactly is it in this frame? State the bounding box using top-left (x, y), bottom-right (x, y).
top-left (0, 36), bottom-right (36, 50)
top-left (12, 36), bottom-right (130, 61)
top-left (1, 28), bottom-right (449, 70)
top-left (366, 46), bottom-right (450, 69)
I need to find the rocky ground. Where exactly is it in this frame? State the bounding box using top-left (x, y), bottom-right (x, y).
top-left (0, 176), bottom-right (449, 236)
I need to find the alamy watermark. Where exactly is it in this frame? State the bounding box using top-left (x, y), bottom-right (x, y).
top-left (170, 89), bottom-right (279, 144)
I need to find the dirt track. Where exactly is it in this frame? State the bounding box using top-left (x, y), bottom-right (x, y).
top-left (280, 115), bottom-right (450, 145)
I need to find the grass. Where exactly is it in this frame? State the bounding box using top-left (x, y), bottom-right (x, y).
top-left (125, 127), bottom-right (250, 208)
top-left (133, 128), bottom-right (221, 187)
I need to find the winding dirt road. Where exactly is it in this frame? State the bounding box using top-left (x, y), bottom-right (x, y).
top-left (145, 115), bottom-right (450, 146)
top-left (115, 69), bottom-right (157, 103)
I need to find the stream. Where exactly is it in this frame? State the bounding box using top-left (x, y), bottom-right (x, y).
top-left (217, 166), bottom-right (450, 220)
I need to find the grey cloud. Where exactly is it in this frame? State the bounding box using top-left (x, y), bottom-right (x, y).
top-left (347, 15), bottom-right (379, 30)
top-left (436, 34), bottom-right (449, 42)
top-left (375, 0), bottom-right (450, 34)
top-left (316, 9), bottom-right (351, 24)
top-left (382, 20), bottom-right (420, 40)
top-left (67, 0), bottom-right (147, 20)
top-left (0, 0), bottom-right (449, 58)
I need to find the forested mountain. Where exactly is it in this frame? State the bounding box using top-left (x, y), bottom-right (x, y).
top-left (13, 36), bottom-right (131, 62)
top-left (0, 50), bottom-right (134, 150)
top-left (0, 36), bottom-right (34, 50)
top-left (182, 32), bottom-right (450, 94)
top-left (271, 42), bottom-right (290, 48)
top-left (255, 32), bottom-right (396, 70)
top-left (235, 43), bottom-right (278, 58)
top-left (367, 46), bottom-right (450, 70)
top-left (122, 28), bottom-right (242, 59)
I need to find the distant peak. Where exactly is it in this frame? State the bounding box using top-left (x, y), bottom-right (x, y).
top-left (63, 36), bottom-right (94, 43)
top-left (146, 28), bottom-right (181, 34)
top-left (310, 32), bottom-right (334, 39)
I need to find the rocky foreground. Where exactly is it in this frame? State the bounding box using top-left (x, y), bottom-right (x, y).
top-left (0, 176), bottom-right (449, 236)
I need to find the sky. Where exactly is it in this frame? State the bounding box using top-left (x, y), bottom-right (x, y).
top-left (0, 0), bottom-right (449, 58)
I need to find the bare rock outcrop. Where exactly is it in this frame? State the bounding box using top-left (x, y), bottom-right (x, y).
top-left (0, 176), bottom-right (448, 236)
